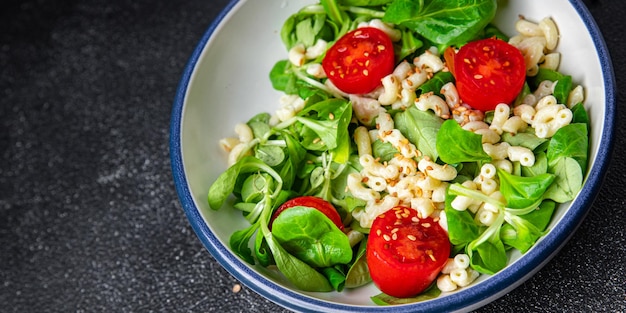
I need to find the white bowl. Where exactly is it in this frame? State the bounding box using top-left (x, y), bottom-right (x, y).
top-left (170, 0), bottom-right (615, 311)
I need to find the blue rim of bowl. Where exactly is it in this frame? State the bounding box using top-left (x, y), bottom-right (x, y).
top-left (169, 0), bottom-right (616, 312)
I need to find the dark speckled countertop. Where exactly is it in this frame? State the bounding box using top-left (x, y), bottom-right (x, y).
top-left (1, 0), bottom-right (624, 312)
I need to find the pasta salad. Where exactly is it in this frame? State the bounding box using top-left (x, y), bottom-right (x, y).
top-left (207, 0), bottom-right (589, 305)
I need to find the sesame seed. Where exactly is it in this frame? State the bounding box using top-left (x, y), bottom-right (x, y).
top-left (391, 228), bottom-right (399, 233)
top-left (363, 69), bottom-right (369, 76)
top-left (411, 216), bottom-right (419, 223)
top-left (376, 229), bottom-right (382, 236)
top-left (474, 74), bottom-right (483, 79)
top-left (329, 112), bottom-right (335, 120)
top-left (422, 223), bottom-right (431, 228)
top-left (392, 233), bottom-right (398, 240)
top-left (383, 234), bottom-right (391, 241)
top-left (407, 235), bottom-right (416, 241)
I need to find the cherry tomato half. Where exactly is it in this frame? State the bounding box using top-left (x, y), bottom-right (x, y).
top-left (322, 27), bottom-right (395, 95)
top-left (454, 38), bottom-right (526, 111)
top-left (270, 196), bottom-right (344, 231)
top-left (367, 206), bottom-right (450, 298)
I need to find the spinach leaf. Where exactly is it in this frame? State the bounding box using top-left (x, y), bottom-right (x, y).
top-left (272, 206), bottom-right (353, 268)
top-left (383, 0), bottom-right (497, 46)
top-left (500, 214), bottom-right (544, 253)
top-left (397, 28), bottom-right (425, 61)
top-left (394, 106), bottom-right (443, 160)
top-left (372, 139), bottom-right (399, 162)
top-left (416, 71), bottom-right (454, 97)
top-left (344, 239), bottom-right (372, 288)
top-left (501, 131), bottom-right (548, 152)
top-left (229, 223), bottom-right (260, 265)
top-left (571, 102), bottom-right (590, 130)
top-left (544, 157), bottom-right (583, 203)
top-left (437, 119), bottom-right (491, 164)
top-left (467, 211), bottom-right (506, 274)
top-left (321, 267), bottom-right (347, 291)
top-left (208, 156), bottom-right (283, 211)
top-left (264, 229), bottom-right (334, 292)
top-left (296, 98), bottom-right (353, 163)
top-left (546, 123), bottom-right (588, 174)
top-left (444, 191), bottom-right (480, 246)
top-left (497, 169), bottom-right (554, 209)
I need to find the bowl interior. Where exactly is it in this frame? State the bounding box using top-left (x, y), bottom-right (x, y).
top-left (172, 0), bottom-right (613, 311)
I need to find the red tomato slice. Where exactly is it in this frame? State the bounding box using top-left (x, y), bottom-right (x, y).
top-left (367, 206), bottom-right (450, 298)
top-left (454, 38), bottom-right (526, 111)
top-left (322, 27), bottom-right (395, 95)
top-left (270, 196), bottom-right (344, 231)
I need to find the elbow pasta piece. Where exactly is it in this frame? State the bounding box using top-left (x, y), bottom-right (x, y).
top-left (437, 274), bottom-right (458, 292)
top-left (349, 94), bottom-right (385, 126)
top-left (234, 123), bottom-right (254, 143)
top-left (288, 43), bottom-right (306, 67)
top-left (449, 268), bottom-right (471, 287)
top-left (304, 39), bottom-right (328, 59)
top-left (507, 145), bottom-right (536, 167)
top-left (360, 19), bottom-right (402, 42)
top-left (306, 63), bottom-right (326, 78)
top-left (475, 128), bottom-right (501, 144)
top-left (539, 17), bottom-right (559, 50)
top-left (489, 103), bottom-right (511, 135)
top-left (532, 103), bottom-right (572, 138)
top-left (454, 254), bottom-right (470, 270)
top-left (441, 82), bottom-right (461, 108)
top-left (476, 207), bottom-right (498, 226)
top-left (515, 18), bottom-right (543, 37)
top-left (513, 104), bottom-right (536, 124)
top-left (378, 74), bottom-right (400, 105)
top-left (480, 178), bottom-right (498, 196)
top-left (418, 158), bottom-right (457, 181)
top-left (414, 50), bottom-right (444, 73)
top-left (227, 142), bottom-right (251, 166)
top-left (493, 159), bottom-right (513, 174)
top-left (399, 88), bottom-right (417, 109)
top-left (463, 120), bottom-right (489, 132)
top-left (438, 210), bottom-right (448, 232)
top-left (411, 197), bottom-right (436, 219)
top-left (360, 154), bottom-right (399, 180)
top-left (534, 80), bottom-right (555, 100)
top-left (365, 176), bottom-right (387, 192)
top-left (388, 155), bottom-right (418, 176)
top-left (535, 95), bottom-right (558, 111)
top-left (376, 112), bottom-right (395, 132)
top-left (354, 126), bottom-right (372, 157)
top-left (401, 69), bottom-right (429, 90)
top-left (451, 194), bottom-right (475, 212)
top-left (483, 142), bottom-right (511, 160)
top-left (480, 163), bottom-right (497, 179)
top-left (392, 60), bottom-right (413, 79)
top-left (360, 195), bottom-right (401, 228)
top-left (415, 92), bottom-right (451, 118)
top-left (431, 182), bottom-right (449, 203)
top-left (347, 173), bottom-right (380, 202)
top-left (516, 36), bottom-right (547, 74)
top-left (501, 116), bottom-right (528, 134)
top-left (540, 52), bottom-right (560, 70)
top-left (568, 85), bottom-right (585, 108)
top-left (219, 137), bottom-right (240, 153)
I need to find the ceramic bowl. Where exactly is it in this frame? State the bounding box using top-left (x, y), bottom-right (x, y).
top-left (170, 0), bottom-right (615, 311)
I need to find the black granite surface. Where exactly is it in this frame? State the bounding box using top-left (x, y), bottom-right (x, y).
top-left (1, 0), bottom-right (624, 312)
